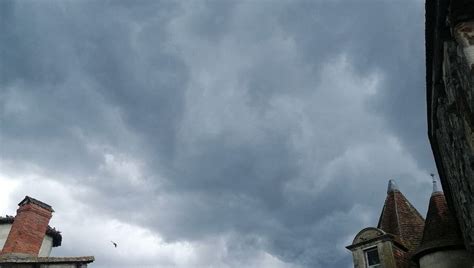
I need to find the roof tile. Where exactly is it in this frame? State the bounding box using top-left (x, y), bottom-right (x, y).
top-left (377, 182), bottom-right (425, 252)
top-left (414, 192), bottom-right (464, 258)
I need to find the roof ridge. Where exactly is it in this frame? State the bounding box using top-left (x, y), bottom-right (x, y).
top-left (393, 191), bottom-right (401, 239)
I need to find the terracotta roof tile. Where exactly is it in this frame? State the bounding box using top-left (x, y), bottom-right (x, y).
top-left (377, 181), bottom-right (425, 252)
top-left (414, 192), bottom-right (464, 258)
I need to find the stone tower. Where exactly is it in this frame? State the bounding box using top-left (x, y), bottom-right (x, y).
top-left (413, 179), bottom-right (474, 268)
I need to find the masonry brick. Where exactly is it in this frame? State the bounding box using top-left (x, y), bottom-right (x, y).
top-left (1, 198), bottom-right (53, 256)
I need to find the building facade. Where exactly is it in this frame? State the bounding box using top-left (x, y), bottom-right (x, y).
top-left (347, 180), bottom-right (474, 268)
top-left (0, 196), bottom-right (94, 268)
top-left (413, 187), bottom-right (472, 268)
top-left (426, 0), bottom-right (474, 252)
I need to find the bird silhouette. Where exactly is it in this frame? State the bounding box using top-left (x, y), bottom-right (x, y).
top-left (111, 241), bottom-right (117, 248)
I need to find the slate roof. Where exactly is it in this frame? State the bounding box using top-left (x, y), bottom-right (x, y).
top-left (377, 180), bottom-right (425, 252)
top-left (413, 191), bottom-right (464, 259)
top-left (0, 216), bottom-right (62, 247)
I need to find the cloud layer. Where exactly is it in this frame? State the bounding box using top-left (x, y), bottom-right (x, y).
top-left (0, 1), bottom-right (434, 267)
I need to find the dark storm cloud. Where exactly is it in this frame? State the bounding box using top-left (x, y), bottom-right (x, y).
top-left (1, 0), bottom-right (187, 176)
top-left (275, 1), bottom-right (433, 170)
top-left (1, 0), bottom-right (433, 267)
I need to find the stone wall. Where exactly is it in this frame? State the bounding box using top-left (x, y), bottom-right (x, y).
top-left (431, 38), bottom-right (474, 252)
top-left (350, 241), bottom-right (398, 268)
top-left (419, 249), bottom-right (474, 268)
top-left (427, 0), bottom-right (474, 253)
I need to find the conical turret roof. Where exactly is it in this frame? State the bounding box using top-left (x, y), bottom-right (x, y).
top-left (414, 180), bottom-right (464, 258)
top-left (377, 180), bottom-right (425, 251)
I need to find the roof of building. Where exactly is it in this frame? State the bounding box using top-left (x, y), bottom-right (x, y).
top-left (18, 196), bottom-right (54, 212)
top-left (0, 254), bottom-right (94, 264)
top-left (0, 216), bottom-right (62, 247)
top-left (413, 189), bottom-right (465, 259)
top-left (0, 215), bottom-right (14, 224)
top-left (387, 179), bottom-right (399, 192)
top-left (377, 180), bottom-right (425, 251)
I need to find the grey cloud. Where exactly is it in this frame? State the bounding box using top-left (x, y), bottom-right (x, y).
top-left (1, 1), bottom-right (434, 267)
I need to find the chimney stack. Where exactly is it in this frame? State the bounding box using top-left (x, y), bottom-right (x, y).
top-left (1, 196), bottom-right (54, 256)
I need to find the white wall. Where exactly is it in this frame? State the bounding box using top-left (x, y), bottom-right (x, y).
top-left (0, 223), bottom-right (54, 256)
top-left (0, 224), bottom-right (12, 250)
top-left (39, 235), bottom-right (54, 257)
top-left (419, 249), bottom-right (474, 268)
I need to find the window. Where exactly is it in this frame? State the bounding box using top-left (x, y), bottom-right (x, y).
top-left (364, 247), bottom-right (381, 268)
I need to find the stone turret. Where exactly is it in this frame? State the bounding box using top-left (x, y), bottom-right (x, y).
top-left (412, 178), bottom-right (474, 267)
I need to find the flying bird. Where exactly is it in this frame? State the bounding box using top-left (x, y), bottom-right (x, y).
top-left (111, 241), bottom-right (117, 248)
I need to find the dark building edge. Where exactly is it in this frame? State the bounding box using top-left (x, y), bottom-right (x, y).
top-left (426, 0), bottom-right (474, 253)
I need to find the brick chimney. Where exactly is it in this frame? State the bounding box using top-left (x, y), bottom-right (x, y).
top-left (1, 196), bottom-right (54, 256)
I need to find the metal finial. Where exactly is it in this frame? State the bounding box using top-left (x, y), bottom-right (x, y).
top-left (431, 173), bottom-right (441, 194)
top-left (387, 179), bottom-right (399, 193)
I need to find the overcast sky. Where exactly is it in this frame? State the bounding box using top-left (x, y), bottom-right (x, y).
top-left (0, 0), bottom-right (435, 267)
